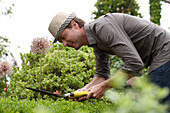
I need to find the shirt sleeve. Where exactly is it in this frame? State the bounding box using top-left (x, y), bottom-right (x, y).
top-left (98, 23), bottom-right (144, 75)
top-left (92, 46), bottom-right (110, 79)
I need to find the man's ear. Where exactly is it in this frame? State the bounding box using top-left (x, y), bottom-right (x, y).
top-left (70, 20), bottom-right (78, 29)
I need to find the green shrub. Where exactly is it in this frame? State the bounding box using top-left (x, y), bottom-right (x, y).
top-left (0, 97), bottom-right (113, 113)
top-left (8, 44), bottom-right (96, 99)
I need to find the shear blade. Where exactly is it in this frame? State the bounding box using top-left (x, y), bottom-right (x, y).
top-left (25, 87), bottom-right (63, 98)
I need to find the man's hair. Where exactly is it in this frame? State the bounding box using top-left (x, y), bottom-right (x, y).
top-left (67, 17), bottom-right (85, 28)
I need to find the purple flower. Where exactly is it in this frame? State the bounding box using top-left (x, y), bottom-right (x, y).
top-left (30, 37), bottom-right (51, 54)
top-left (0, 61), bottom-right (12, 76)
top-left (0, 61), bottom-right (12, 98)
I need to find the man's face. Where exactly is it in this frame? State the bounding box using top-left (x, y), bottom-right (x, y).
top-left (58, 21), bottom-right (85, 50)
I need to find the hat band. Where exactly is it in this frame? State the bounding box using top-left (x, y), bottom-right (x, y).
top-left (54, 12), bottom-right (76, 43)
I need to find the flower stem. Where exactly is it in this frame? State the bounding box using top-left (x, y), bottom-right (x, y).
top-left (4, 72), bottom-right (8, 98)
top-left (38, 55), bottom-right (42, 100)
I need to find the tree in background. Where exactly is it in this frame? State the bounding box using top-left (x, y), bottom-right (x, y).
top-left (149, 0), bottom-right (170, 25)
top-left (149, 0), bottom-right (162, 25)
top-left (92, 0), bottom-right (170, 27)
top-left (92, 0), bottom-right (142, 19)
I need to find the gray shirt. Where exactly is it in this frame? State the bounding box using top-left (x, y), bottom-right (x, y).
top-left (84, 13), bottom-right (170, 79)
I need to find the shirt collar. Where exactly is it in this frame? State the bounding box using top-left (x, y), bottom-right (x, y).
top-left (84, 23), bottom-right (97, 46)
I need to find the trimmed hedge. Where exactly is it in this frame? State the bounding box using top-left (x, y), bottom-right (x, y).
top-left (0, 97), bottom-right (113, 113)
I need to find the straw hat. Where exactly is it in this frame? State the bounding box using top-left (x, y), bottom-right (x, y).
top-left (48, 12), bottom-right (76, 43)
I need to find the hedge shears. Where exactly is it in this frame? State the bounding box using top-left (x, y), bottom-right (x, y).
top-left (25, 87), bottom-right (90, 99)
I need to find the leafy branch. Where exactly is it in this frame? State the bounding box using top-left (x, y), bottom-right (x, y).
top-left (161, 0), bottom-right (170, 4)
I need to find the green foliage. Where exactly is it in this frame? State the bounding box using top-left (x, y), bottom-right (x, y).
top-left (0, 97), bottom-right (113, 113)
top-left (149, 0), bottom-right (162, 25)
top-left (105, 77), bottom-right (169, 113)
top-left (161, 0), bottom-right (170, 4)
top-left (110, 55), bottom-right (124, 75)
top-left (0, 77), bottom-right (169, 113)
top-left (8, 44), bottom-right (96, 99)
top-left (0, 79), bottom-right (5, 93)
top-left (92, 0), bottom-right (142, 19)
top-left (0, 36), bottom-right (11, 59)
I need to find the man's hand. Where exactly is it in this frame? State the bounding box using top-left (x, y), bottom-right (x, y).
top-left (86, 80), bottom-right (110, 99)
top-left (73, 76), bottom-right (106, 101)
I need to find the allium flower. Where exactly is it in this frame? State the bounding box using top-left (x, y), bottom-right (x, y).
top-left (0, 61), bottom-right (12, 98)
top-left (0, 61), bottom-right (12, 75)
top-left (30, 37), bottom-right (51, 100)
top-left (31, 37), bottom-right (51, 54)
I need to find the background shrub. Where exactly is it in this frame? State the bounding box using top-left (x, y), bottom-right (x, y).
top-left (8, 44), bottom-right (96, 99)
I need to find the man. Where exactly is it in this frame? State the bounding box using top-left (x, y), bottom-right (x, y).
top-left (48, 12), bottom-right (170, 104)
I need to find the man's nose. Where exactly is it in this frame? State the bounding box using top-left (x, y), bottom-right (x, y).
top-left (62, 41), bottom-right (67, 47)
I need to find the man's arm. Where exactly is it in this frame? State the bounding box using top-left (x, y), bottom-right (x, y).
top-left (97, 22), bottom-right (144, 75)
